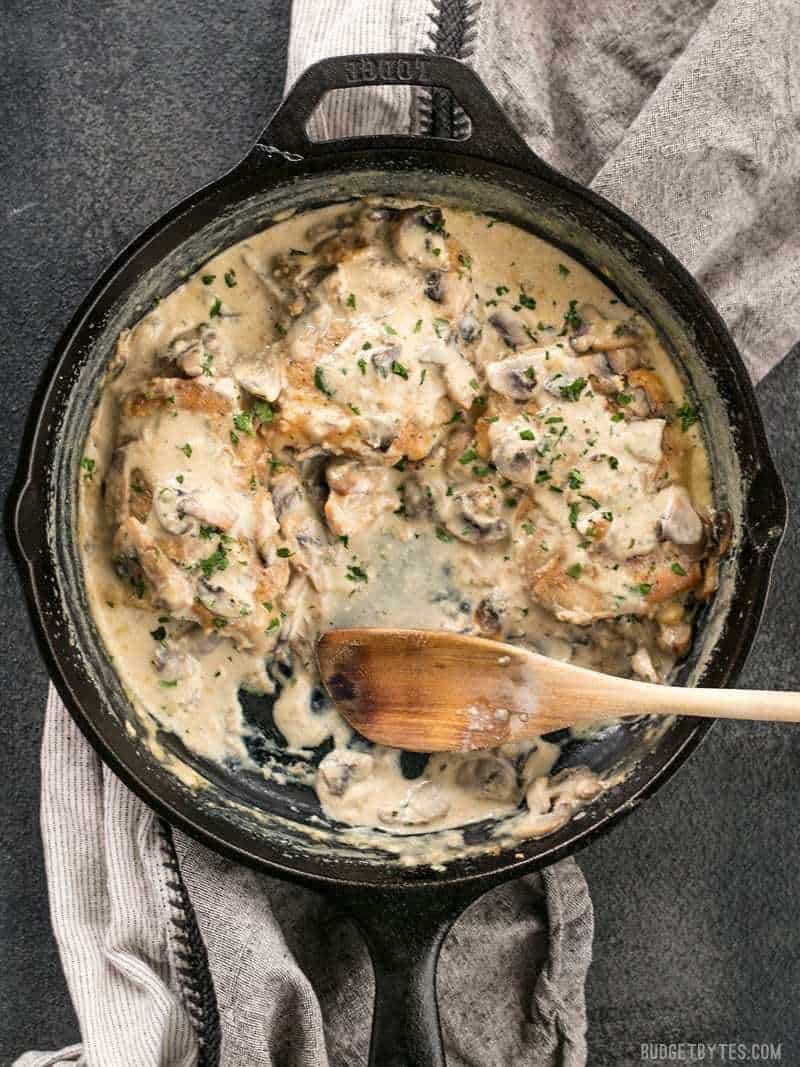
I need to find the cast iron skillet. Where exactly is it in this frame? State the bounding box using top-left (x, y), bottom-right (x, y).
top-left (11, 54), bottom-right (787, 1066)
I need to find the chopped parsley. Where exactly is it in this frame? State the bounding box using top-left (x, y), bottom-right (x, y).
top-left (201, 274), bottom-right (215, 285)
top-left (357, 357), bottom-right (367, 375)
top-left (266, 617), bottom-right (280, 632)
top-left (348, 402), bottom-right (361, 415)
top-left (518, 292), bottom-right (536, 309)
top-left (212, 617), bottom-right (228, 629)
top-left (535, 470), bottom-right (551, 484)
top-left (638, 582), bottom-right (653, 596)
top-left (200, 542), bottom-right (228, 578)
top-left (413, 318), bottom-right (423, 333)
top-left (346, 292), bottom-right (356, 309)
top-left (611, 412), bottom-right (625, 423)
top-left (558, 264), bottom-right (570, 277)
top-left (180, 443), bottom-right (192, 458)
top-left (253, 400), bottom-right (274, 424)
top-left (81, 457), bottom-right (96, 480)
top-left (391, 360), bottom-right (409, 380)
top-left (384, 323), bottom-right (398, 336)
top-left (230, 431), bottom-right (239, 445)
top-left (519, 429), bottom-right (535, 441)
top-left (276, 547), bottom-right (294, 558)
top-left (671, 562), bottom-right (688, 576)
top-left (496, 285), bottom-right (509, 296)
top-left (420, 368), bottom-right (427, 385)
top-left (346, 563), bottom-right (368, 583)
top-left (160, 679), bottom-right (179, 689)
top-left (458, 448), bottom-right (478, 465)
top-left (314, 365), bottom-right (334, 397)
top-left (563, 299), bottom-right (582, 331)
top-left (224, 269), bottom-right (237, 287)
top-left (608, 455), bottom-right (620, 470)
top-left (150, 626), bottom-right (167, 642)
top-left (568, 502), bottom-right (581, 528)
top-left (559, 377), bottom-right (588, 402)
top-left (435, 526), bottom-right (453, 543)
top-left (616, 392), bottom-right (633, 406)
top-left (676, 402), bottom-right (700, 432)
top-left (458, 253), bottom-right (472, 270)
top-left (521, 522), bottom-right (534, 535)
top-left (567, 469), bottom-right (584, 489)
top-left (209, 296), bottom-right (222, 317)
top-left (566, 563), bottom-right (583, 579)
top-left (233, 411), bottom-right (255, 437)
top-left (198, 525), bottom-right (223, 540)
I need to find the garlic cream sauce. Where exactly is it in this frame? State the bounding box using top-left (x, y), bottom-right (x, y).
top-left (79, 199), bottom-right (722, 840)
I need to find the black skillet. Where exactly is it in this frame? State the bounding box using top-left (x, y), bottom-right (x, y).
top-left (11, 54), bottom-right (787, 1066)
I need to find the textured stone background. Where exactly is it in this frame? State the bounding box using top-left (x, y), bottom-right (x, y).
top-left (1, 3), bottom-right (798, 1063)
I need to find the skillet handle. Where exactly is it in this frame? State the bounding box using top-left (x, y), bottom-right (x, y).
top-left (252, 52), bottom-right (551, 176)
top-left (330, 883), bottom-right (484, 1067)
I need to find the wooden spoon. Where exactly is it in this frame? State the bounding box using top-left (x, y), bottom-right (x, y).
top-left (317, 628), bottom-right (800, 753)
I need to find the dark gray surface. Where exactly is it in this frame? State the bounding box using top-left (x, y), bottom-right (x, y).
top-left (1, 5), bottom-right (797, 1064)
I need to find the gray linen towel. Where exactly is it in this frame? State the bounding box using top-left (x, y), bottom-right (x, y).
top-left (18, 0), bottom-right (800, 1064)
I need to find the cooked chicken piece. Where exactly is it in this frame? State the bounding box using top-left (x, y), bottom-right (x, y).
top-left (324, 460), bottom-right (398, 537)
top-left (113, 517), bottom-right (195, 614)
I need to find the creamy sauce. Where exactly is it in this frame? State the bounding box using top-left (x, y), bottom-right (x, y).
top-left (78, 199), bottom-right (725, 840)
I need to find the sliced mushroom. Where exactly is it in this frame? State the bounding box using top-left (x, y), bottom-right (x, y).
top-left (448, 485), bottom-right (509, 544)
top-left (656, 486), bottom-right (706, 558)
top-left (569, 303), bottom-right (640, 353)
top-left (489, 310), bottom-right (529, 350)
top-left (378, 780), bottom-right (450, 827)
top-left (605, 346), bottom-right (642, 374)
top-left (197, 574), bottom-right (251, 619)
top-left (488, 419), bottom-right (539, 484)
top-left (154, 483), bottom-right (193, 535)
top-left (486, 353), bottom-right (538, 400)
top-left (390, 206), bottom-right (450, 271)
top-left (152, 646), bottom-right (200, 686)
top-left (317, 749), bottom-right (374, 797)
top-left (167, 324), bottom-right (221, 378)
top-left (371, 344), bottom-right (401, 378)
top-left (458, 308), bottom-right (482, 343)
top-left (456, 756), bottom-right (520, 802)
top-left (234, 356), bottom-right (285, 402)
top-left (401, 477), bottom-right (435, 520)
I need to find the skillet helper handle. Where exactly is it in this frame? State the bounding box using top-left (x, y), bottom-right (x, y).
top-left (254, 52), bottom-right (547, 174)
top-left (332, 884), bottom-right (483, 1067)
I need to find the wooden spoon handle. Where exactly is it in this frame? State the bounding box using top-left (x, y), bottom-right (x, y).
top-left (612, 683), bottom-right (800, 724)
